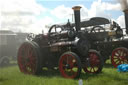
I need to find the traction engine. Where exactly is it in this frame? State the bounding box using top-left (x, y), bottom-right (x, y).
top-left (17, 6), bottom-right (128, 78)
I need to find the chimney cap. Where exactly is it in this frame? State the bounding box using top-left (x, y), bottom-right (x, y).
top-left (123, 10), bottom-right (128, 13)
top-left (72, 6), bottom-right (81, 11)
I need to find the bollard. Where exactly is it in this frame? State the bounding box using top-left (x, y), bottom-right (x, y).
top-left (78, 79), bottom-right (83, 85)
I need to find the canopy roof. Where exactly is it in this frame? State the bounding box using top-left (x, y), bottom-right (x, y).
top-left (80, 17), bottom-right (110, 27)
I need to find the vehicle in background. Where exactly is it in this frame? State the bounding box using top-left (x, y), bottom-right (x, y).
top-left (0, 30), bottom-right (28, 66)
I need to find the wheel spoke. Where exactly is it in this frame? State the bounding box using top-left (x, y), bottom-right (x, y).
top-left (114, 58), bottom-right (120, 62)
top-left (92, 67), bottom-right (95, 72)
top-left (90, 67), bottom-right (93, 72)
top-left (113, 56), bottom-right (119, 59)
top-left (115, 52), bottom-right (119, 57)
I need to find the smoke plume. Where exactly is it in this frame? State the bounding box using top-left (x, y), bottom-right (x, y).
top-left (118, 0), bottom-right (128, 11)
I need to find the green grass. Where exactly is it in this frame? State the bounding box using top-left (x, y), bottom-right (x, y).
top-left (0, 64), bottom-right (128, 85)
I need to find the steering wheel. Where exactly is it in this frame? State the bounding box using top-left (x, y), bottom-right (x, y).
top-left (90, 26), bottom-right (105, 33)
top-left (27, 33), bottom-right (35, 41)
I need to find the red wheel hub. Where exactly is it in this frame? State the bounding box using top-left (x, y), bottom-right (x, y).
top-left (90, 53), bottom-right (100, 65)
top-left (111, 47), bottom-right (128, 68)
top-left (18, 43), bottom-right (37, 74)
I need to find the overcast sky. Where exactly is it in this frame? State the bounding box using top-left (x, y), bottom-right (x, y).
top-left (0, 0), bottom-right (127, 34)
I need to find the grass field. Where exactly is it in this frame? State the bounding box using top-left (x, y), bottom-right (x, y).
top-left (0, 64), bottom-right (128, 85)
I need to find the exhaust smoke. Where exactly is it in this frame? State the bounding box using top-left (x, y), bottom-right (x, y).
top-left (118, 0), bottom-right (128, 11)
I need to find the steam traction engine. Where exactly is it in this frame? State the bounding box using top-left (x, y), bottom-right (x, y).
top-left (17, 6), bottom-right (128, 78)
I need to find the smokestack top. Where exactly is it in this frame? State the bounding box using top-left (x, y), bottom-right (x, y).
top-left (72, 6), bottom-right (81, 11)
top-left (118, 0), bottom-right (128, 11)
top-left (123, 9), bottom-right (128, 13)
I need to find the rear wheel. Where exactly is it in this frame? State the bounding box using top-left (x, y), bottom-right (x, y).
top-left (83, 50), bottom-right (104, 73)
top-left (59, 52), bottom-right (81, 79)
top-left (111, 47), bottom-right (128, 68)
top-left (17, 41), bottom-right (42, 75)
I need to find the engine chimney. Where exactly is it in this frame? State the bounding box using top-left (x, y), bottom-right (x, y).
top-left (72, 6), bottom-right (81, 32)
top-left (124, 10), bottom-right (128, 34)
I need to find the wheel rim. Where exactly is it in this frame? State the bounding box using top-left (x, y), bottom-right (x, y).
top-left (59, 54), bottom-right (80, 78)
top-left (18, 43), bottom-right (37, 74)
top-left (83, 51), bottom-right (101, 73)
top-left (111, 47), bottom-right (128, 68)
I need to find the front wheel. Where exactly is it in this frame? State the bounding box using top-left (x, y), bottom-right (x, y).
top-left (59, 52), bottom-right (81, 79)
top-left (83, 50), bottom-right (104, 74)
